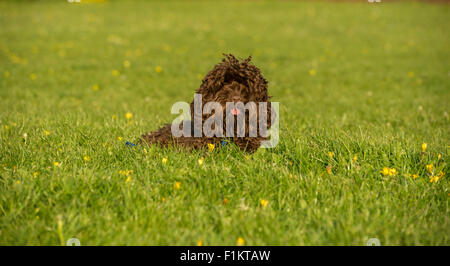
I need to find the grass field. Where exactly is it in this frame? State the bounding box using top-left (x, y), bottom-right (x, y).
top-left (0, 0), bottom-right (449, 246)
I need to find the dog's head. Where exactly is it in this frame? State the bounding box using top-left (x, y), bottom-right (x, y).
top-left (190, 54), bottom-right (273, 138)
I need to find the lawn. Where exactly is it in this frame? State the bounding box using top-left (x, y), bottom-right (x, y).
top-left (0, 0), bottom-right (448, 245)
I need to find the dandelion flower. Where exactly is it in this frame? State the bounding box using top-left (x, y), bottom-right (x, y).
top-left (5, 71), bottom-right (10, 78)
top-left (328, 151), bottom-right (334, 158)
top-left (155, 66), bottom-right (162, 73)
top-left (174, 181), bottom-right (181, 189)
top-left (53, 162), bottom-right (60, 167)
top-left (125, 176), bottom-right (132, 183)
top-left (353, 155), bottom-right (357, 163)
top-left (326, 165), bottom-right (332, 174)
top-left (426, 164), bottom-right (433, 173)
top-left (93, 84), bottom-right (99, 91)
top-left (412, 174), bottom-right (419, 179)
top-left (33, 172), bottom-right (38, 179)
top-left (198, 157), bottom-right (204, 165)
top-left (161, 197), bottom-right (166, 203)
top-left (260, 199), bottom-right (269, 208)
top-left (197, 74), bottom-right (203, 80)
top-left (207, 143), bottom-right (215, 152)
top-left (117, 136), bottom-right (123, 141)
top-left (437, 154), bottom-right (441, 160)
top-left (388, 168), bottom-right (397, 176)
top-left (421, 143), bottom-right (427, 152)
top-left (237, 237), bottom-right (245, 246)
top-left (112, 70), bottom-right (120, 76)
top-left (16, 180), bottom-right (21, 185)
top-left (123, 60), bottom-right (131, 68)
top-left (83, 156), bottom-right (90, 162)
top-left (309, 69), bottom-right (316, 76)
top-left (44, 130), bottom-right (50, 136)
top-left (223, 198), bottom-right (229, 205)
top-left (162, 157), bottom-right (168, 164)
top-left (429, 176), bottom-right (440, 183)
top-left (30, 73), bottom-right (37, 80)
top-left (125, 112), bottom-right (133, 120)
top-left (381, 167), bottom-right (390, 176)
top-left (197, 240), bottom-right (203, 246)
top-left (408, 71), bottom-right (415, 78)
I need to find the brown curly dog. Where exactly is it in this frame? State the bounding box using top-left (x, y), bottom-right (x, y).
top-left (140, 54), bottom-right (274, 153)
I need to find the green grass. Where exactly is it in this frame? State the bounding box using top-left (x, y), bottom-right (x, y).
top-left (0, 0), bottom-right (448, 246)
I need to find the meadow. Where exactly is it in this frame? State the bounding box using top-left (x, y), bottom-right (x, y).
top-left (0, 0), bottom-right (448, 245)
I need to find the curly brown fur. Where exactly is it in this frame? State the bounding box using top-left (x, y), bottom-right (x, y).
top-left (140, 54), bottom-right (273, 153)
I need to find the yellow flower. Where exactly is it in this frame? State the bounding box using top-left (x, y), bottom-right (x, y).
top-left (155, 66), bottom-right (162, 73)
top-left (223, 198), bottom-right (229, 205)
top-left (198, 157), bottom-right (204, 165)
top-left (426, 164), bottom-right (433, 173)
top-left (408, 71), bottom-right (415, 78)
top-left (16, 180), bottom-right (21, 185)
top-left (197, 73), bottom-right (203, 80)
top-left (33, 172), bottom-right (38, 179)
top-left (123, 60), bottom-right (131, 68)
top-left (326, 165), bottom-right (332, 174)
top-left (309, 69), bottom-right (316, 76)
top-left (53, 162), bottom-right (60, 167)
top-left (381, 167), bottom-right (390, 176)
top-left (30, 73), bottom-right (37, 80)
top-left (161, 197), bottom-right (166, 203)
top-left (289, 174), bottom-right (293, 179)
top-left (438, 154), bottom-right (442, 160)
top-left (112, 70), bottom-right (119, 76)
top-left (388, 168), bottom-right (397, 176)
top-left (260, 199), bottom-right (269, 208)
top-left (174, 181), bottom-right (181, 189)
top-left (117, 136), bottom-right (123, 141)
top-left (112, 115), bottom-right (116, 120)
top-left (412, 174), bottom-right (419, 179)
top-left (5, 71), bottom-right (10, 78)
top-left (437, 171), bottom-right (444, 178)
top-left (197, 240), bottom-right (203, 246)
top-left (143, 148), bottom-right (148, 155)
top-left (162, 157), bottom-right (168, 164)
top-left (353, 155), bottom-right (357, 163)
top-left (125, 112), bottom-right (133, 120)
top-left (4, 125), bottom-right (9, 130)
top-left (207, 143), bottom-right (215, 152)
top-left (421, 143), bottom-right (427, 152)
top-left (237, 237), bottom-right (245, 246)
top-left (429, 176), bottom-right (440, 183)
top-left (93, 84), bottom-right (99, 91)
top-left (245, 155), bottom-right (249, 160)
top-left (328, 151), bottom-right (334, 158)
top-left (44, 130), bottom-right (50, 136)
top-left (83, 156), bottom-right (90, 162)
top-left (125, 176), bottom-right (132, 182)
